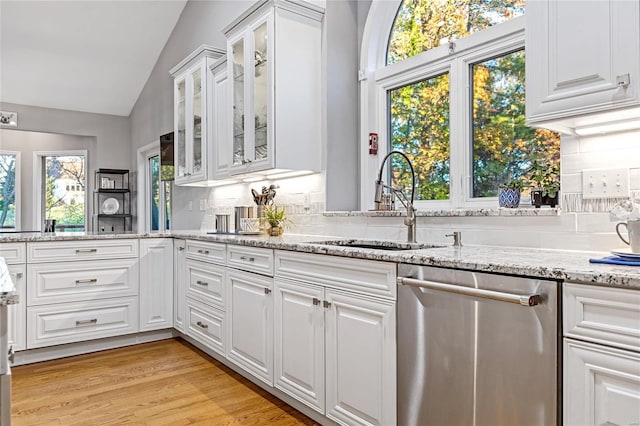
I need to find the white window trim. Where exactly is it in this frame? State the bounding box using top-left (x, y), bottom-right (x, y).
top-left (0, 150), bottom-right (21, 231)
top-left (137, 141), bottom-right (171, 233)
top-left (33, 150), bottom-right (88, 232)
top-left (360, 0), bottom-right (526, 210)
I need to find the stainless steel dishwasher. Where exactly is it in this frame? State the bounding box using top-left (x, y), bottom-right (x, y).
top-left (397, 264), bottom-right (559, 426)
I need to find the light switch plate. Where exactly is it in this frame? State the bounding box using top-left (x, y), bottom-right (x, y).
top-left (582, 168), bottom-right (630, 199)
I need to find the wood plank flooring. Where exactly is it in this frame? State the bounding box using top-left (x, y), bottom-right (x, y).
top-left (11, 339), bottom-right (317, 425)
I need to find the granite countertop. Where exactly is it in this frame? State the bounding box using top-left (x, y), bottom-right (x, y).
top-left (1, 231), bottom-right (638, 290)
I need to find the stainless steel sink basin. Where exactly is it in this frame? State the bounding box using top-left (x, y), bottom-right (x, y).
top-left (307, 239), bottom-right (444, 251)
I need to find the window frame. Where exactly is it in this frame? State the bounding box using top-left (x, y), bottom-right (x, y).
top-left (137, 142), bottom-right (171, 233)
top-left (360, 0), bottom-right (526, 210)
top-left (0, 150), bottom-right (21, 230)
top-left (33, 150), bottom-right (88, 232)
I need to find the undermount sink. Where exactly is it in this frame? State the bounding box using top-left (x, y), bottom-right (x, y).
top-left (307, 239), bottom-right (444, 251)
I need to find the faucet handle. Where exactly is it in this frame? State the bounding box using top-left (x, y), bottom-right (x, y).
top-left (445, 231), bottom-right (462, 247)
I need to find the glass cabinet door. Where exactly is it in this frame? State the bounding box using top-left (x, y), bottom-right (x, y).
top-left (176, 78), bottom-right (187, 178)
top-left (191, 67), bottom-right (203, 175)
top-left (253, 22), bottom-right (269, 162)
top-left (232, 38), bottom-right (245, 167)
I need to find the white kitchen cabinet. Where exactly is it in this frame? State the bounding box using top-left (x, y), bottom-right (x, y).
top-left (170, 45), bottom-right (225, 185)
top-left (526, 0), bottom-right (640, 134)
top-left (139, 238), bottom-right (174, 331)
top-left (209, 57), bottom-right (232, 180)
top-left (563, 282), bottom-right (640, 426)
top-left (223, 0), bottom-right (323, 176)
top-left (325, 289), bottom-right (396, 426)
top-left (227, 268), bottom-right (274, 386)
top-left (564, 339), bottom-right (640, 426)
top-left (174, 239), bottom-right (186, 333)
top-left (7, 264), bottom-right (25, 351)
top-left (274, 279), bottom-right (325, 413)
top-left (273, 251), bottom-right (396, 425)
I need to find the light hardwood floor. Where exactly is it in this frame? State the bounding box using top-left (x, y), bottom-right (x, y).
top-left (12, 339), bottom-right (317, 425)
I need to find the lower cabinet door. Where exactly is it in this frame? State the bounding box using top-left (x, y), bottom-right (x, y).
top-left (27, 297), bottom-right (139, 348)
top-left (139, 239), bottom-right (174, 331)
top-left (564, 339), bottom-right (640, 426)
top-left (325, 289), bottom-right (396, 426)
top-left (7, 264), bottom-right (25, 351)
top-left (274, 278), bottom-right (325, 413)
top-left (227, 269), bottom-right (274, 385)
top-left (186, 298), bottom-right (225, 356)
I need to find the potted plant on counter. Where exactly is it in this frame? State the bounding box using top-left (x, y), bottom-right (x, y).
top-left (498, 178), bottom-right (524, 208)
top-left (264, 204), bottom-right (291, 236)
top-left (529, 162), bottom-right (560, 208)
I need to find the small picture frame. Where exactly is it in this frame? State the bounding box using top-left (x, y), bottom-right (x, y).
top-left (0, 111), bottom-right (18, 128)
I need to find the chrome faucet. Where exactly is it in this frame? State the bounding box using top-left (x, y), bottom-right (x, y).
top-left (374, 151), bottom-right (417, 243)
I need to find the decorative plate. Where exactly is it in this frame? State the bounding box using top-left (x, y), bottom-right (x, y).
top-left (101, 197), bottom-right (120, 215)
top-left (611, 248), bottom-right (640, 260)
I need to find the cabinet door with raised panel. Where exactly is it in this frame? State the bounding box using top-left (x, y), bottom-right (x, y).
top-left (227, 269), bottom-right (273, 385)
top-left (7, 264), bottom-right (25, 351)
top-left (174, 240), bottom-right (186, 333)
top-left (325, 289), bottom-right (396, 426)
top-left (527, 0), bottom-right (640, 124)
top-left (565, 339), bottom-right (640, 426)
top-left (274, 278), bottom-right (325, 413)
top-left (139, 238), bottom-right (174, 331)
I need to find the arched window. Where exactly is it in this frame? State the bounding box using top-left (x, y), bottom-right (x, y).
top-left (360, 0), bottom-right (559, 208)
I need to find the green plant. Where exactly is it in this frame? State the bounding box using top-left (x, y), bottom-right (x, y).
top-left (528, 161), bottom-right (560, 197)
top-left (264, 205), bottom-right (291, 229)
top-left (499, 178), bottom-right (525, 190)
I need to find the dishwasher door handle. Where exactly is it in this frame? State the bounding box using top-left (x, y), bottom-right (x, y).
top-left (397, 276), bottom-right (541, 306)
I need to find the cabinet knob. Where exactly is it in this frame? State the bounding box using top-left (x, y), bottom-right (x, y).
top-left (323, 300), bottom-right (331, 309)
top-left (178, 247), bottom-right (184, 252)
top-left (312, 297), bottom-right (321, 306)
top-left (264, 288), bottom-right (272, 295)
top-left (196, 321), bottom-right (208, 329)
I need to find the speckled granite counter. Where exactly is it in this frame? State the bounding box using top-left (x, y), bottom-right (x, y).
top-left (1, 231), bottom-right (638, 290)
top-left (0, 232), bottom-right (170, 242)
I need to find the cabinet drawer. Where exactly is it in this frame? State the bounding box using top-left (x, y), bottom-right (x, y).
top-left (28, 239), bottom-right (138, 263)
top-left (185, 240), bottom-right (226, 264)
top-left (0, 243), bottom-right (25, 264)
top-left (27, 296), bottom-right (139, 349)
top-left (186, 298), bottom-right (225, 356)
top-left (274, 250), bottom-right (397, 300)
top-left (564, 282), bottom-right (640, 352)
top-left (27, 258), bottom-right (139, 306)
top-left (227, 245), bottom-right (273, 276)
top-left (186, 259), bottom-right (225, 310)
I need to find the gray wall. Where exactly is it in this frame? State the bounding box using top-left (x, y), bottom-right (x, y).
top-left (129, 0), bottom-right (253, 230)
top-left (0, 129), bottom-right (97, 230)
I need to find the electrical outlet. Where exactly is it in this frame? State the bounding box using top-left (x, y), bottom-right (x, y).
top-left (199, 199), bottom-right (207, 211)
top-left (582, 168), bottom-right (630, 199)
top-left (188, 201), bottom-right (193, 211)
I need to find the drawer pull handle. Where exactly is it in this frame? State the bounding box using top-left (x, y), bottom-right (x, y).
top-left (197, 249), bottom-right (210, 255)
top-left (75, 249), bottom-right (98, 254)
top-left (240, 256), bottom-right (255, 262)
top-left (196, 280), bottom-right (209, 286)
top-left (196, 321), bottom-right (208, 329)
top-left (75, 278), bottom-right (98, 285)
top-left (76, 319), bottom-right (98, 326)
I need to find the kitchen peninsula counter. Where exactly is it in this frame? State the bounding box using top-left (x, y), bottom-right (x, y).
top-left (1, 231), bottom-right (637, 290)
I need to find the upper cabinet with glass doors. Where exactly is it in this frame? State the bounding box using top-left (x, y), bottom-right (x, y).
top-left (526, 0), bottom-right (640, 135)
top-left (170, 45), bottom-right (225, 185)
top-left (223, 0), bottom-right (324, 176)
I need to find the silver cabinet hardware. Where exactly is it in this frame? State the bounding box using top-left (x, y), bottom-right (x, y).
top-left (197, 249), bottom-right (210, 255)
top-left (312, 298), bottom-right (321, 306)
top-left (178, 247), bottom-right (184, 252)
top-left (397, 277), bottom-right (542, 307)
top-left (75, 248), bottom-right (97, 253)
top-left (323, 300), bottom-right (331, 309)
top-left (196, 321), bottom-right (208, 329)
top-left (75, 278), bottom-right (98, 285)
top-left (15, 273), bottom-right (22, 278)
top-left (617, 73), bottom-right (631, 88)
top-left (264, 288), bottom-right (272, 295)
top-left (75, 318), bottom-right (98, 326)
top-left (445, 231), bottom-right (462, 247)
top-left (240, 256), bottom-right (255, 262)
top-left (196, 280), bottom-right (209, 286)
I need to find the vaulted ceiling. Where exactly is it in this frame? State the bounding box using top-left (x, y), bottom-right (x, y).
top-left (0, 0), bottom-right (187, 116)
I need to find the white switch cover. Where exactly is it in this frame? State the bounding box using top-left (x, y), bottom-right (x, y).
top-left (199, 199), bottom-right (207, 211)
top-left (582, 168), bottom-right (630, 199)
